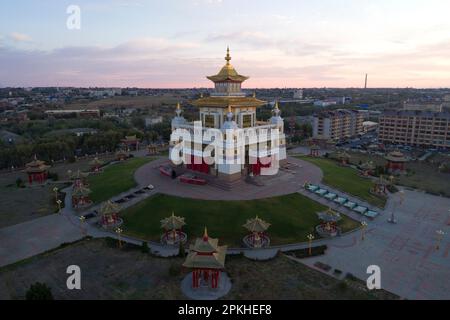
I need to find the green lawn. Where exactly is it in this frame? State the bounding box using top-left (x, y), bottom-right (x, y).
top-left (121, 193), bottom-right (360, 246)
top-left (298, 156), bottom-right (386, 208)
top-left (88, 157), bottom-right (154, 203)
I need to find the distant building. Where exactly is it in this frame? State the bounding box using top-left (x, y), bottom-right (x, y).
top-left (379, 110), bottom-right (450, 149)
top-left (403, 101), bottom-right (442, 112)
top-left (293, 89), bottom-right (303, 99)
top-left (363, 121), bottom-right (378, 133)
top-left (145, 116), bottom-right (163, 127)
top-left (312, 109), bottom-right (364, 140)
top-left (314, 100), bottom-right (337, 107)
top-left (45, 109), bottom-right (101, 118)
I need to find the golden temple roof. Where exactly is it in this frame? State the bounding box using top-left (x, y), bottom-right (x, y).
top-left (182, 228), bottom-right (227, 269)
top-left (191, 96), bottom-right (266, 108)
top-left (100, 200), bottom-right (121, 215)
top-left (72, 184), bottom-right (92, 197)
top-left (25, 155), bottom-right (50, 173)
top-left (206, 47), bottom-right (249, 83)
top-left (68, 169), bottom-right (89, 180)
top-left (160, 212), bottom-right (186, 230)
top-left (385, 151), bottom-right (408, 162)
top-left (89, 157), bottom-right (104, 166)
top-left (243, 216), bottom-right (271, 233)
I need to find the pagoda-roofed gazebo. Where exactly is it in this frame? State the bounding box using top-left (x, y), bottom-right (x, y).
top-left (242, 216), bottom-right (271, 248)
top-left (385, 151), bottom-right (408, 173)
top-left (316, 207), bottom-right (342, 238)
top-left (182, 228), bottom-right (228, 290)
top-left (89, 157), bottom-right (104, 172)
top-left (310, 144), bottom-right (320, 157)
top-left (121, 135), bottom-right (140, 151)
top-left (72, 184), bottom-right (93, 209)
top-left (336, 151), bottom-right (351, 165)
top-left (24, 155), bottom-right (50, 185)
top-left (359, 161), bottom-right (375, 176)
top-left (115, 149), bottom-right (129, 161)
top-left (67, 169), bottom-right (90, 187)
top-left (160, 212), bottom-right (187, 245)
top-left (372, 175), bottom-right (388, 196)
top-left (100, 200), bottom-right (122, 229)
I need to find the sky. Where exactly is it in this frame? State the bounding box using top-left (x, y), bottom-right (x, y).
top-left (1, 0), bottom-right (450, 88)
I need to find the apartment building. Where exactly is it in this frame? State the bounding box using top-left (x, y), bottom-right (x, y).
top-left (379, 110), bottom-right (450, 149)
top-left (312, 109), bottom-right (364, 140)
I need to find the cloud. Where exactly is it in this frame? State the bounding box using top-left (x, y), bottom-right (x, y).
top-left (0, 35), bottom-right (450, 88)
top-left (10, 32), bottom-right (32, 42)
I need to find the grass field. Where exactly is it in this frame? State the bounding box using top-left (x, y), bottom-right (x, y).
top-left (298, 156), bottom-right (386, 208)
top-left (88, 157), bottom-right (153, 203)
top-left (121, 193), bottom-right (360, 246)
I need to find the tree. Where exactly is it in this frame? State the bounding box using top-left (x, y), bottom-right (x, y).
top-left (141, 241), bottom-right (150, 253)
top-left (25, 282), bottom-right (54, 300)
top-left (179, 241), bottom-right (185, 257)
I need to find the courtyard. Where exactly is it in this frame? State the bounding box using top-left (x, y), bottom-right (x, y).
top-left (120, 193), bottom-right (360, 246)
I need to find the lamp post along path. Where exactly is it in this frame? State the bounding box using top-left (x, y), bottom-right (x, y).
top-left (307, 233), bottom-right (314, 256)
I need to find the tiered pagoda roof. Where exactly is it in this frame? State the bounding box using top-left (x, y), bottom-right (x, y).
top-left (360, 161), bottom-right (375, 170)
top-left (67, 169), bottom-right (89, 180)
top-left (182, 228), bottom-right (227, 269)
top-left (206, 47), bottom-right (249, 83)
top-left (122, 135), bottom-right (139, 142)
top-left (72, 184), bottom-right (92, 197)
top-left (385, 151), bottom-right (408, 162)
top-left (243, 216), bottom-right (271, 233)
top-left (337, 151), bottom-right (351, 160)
top-left (25, 155), bottom-right (50, 173)
top-left (310, 144), bottom-right (321, 151)
top-left (317, 208), bottom-right (341, 223)
top-left (100, 200), bottom-right (121, 215)
top-left (89, 157), bottom-right (104, 166)
top-left (160, 212), bottom-right (186, 230)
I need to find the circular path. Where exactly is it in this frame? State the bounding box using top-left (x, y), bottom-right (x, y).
top-left (134, 156), bottom-right (323, 201)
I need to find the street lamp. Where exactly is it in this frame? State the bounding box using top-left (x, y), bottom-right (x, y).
top-left (56, 199), bottom-right (62, 213)
top-left (435, 230), bottom-right (445, 250)
top-left (52, 187), bottom-right (59, 203)
top-left (79, 216), bottom-right (86, 235)
top-left (307, 233), bottom-right (314, 256)
top-left (116, 227), bottom-right (123, 248)
top-left (361, 221), bottom-right (368, 240)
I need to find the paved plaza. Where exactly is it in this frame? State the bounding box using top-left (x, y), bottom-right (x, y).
top-left (302, 189), bottom-right (450, 299)
top-left (134, 156), bottom-right (322, 200)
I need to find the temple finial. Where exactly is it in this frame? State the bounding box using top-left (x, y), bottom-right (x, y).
top-left (225, 46), bottom-right (231, 64)
top-left (203, 227), bottom-right (209, 240)
top-left (176, 102), bottom-right (180, 110)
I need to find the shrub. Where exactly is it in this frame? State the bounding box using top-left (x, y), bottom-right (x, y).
top-left (25, 282), bottom-right (54, 300)
top-left (141, 241), bottom-right (149, 253)
top-left (178, 241), bottom-right (185, 257)
top-left (16, 178), bottom-right (24, 188)
top-left (336, 281), bottom-right (348, 291)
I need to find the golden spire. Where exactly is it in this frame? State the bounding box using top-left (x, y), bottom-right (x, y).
top-left (203, 227), bottom-right (209, 240)
top-left (275, 100), bottom-right (279, 110)
top-left (253, 91), bottom-right (256, 98)
top-left (176, 102), bottom-right (180, 110)
top-left (225, 46), bottom-right (231, 65)
top-left (228, 105), bottom-right (232, 113)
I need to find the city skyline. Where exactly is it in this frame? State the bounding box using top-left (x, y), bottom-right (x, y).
top-left (1, 0), bottom-right (450, 88)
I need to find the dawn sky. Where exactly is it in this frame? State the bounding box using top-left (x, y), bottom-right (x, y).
top-left (1, 0), bottom-right (450, 88)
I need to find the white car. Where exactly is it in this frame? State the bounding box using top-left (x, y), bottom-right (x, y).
top-left (148, 184), bottom-right (154, 190)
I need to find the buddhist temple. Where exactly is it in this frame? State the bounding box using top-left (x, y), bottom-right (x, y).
top-left (336, 151), bottom-right (351, 165)
top-left (385, 151), bottom-right (408, 173)
top-left (100, 200), bottom-right (122, 228)
top-left (242, 215), bottom-right (271, 248)
top-left (24, 155), bottom-right (50, 185)
top-left (182, 228), bottom-right (227, 289)
top-left (170, 48), bottom-right (286, 185)
top-left (310, 144), bottom-right (320, 157)
top-left (115, 149), bottom-right (129, 161)
top-left (121, 135), bottom-right (140, 150)
top-left (316, 208), bottom-right (341, 237)
top-left (359, 161), bottom-right (375, 176)
top-left (68, 169), bottom-right (90, 187)
top-left (72, 184), bottom-right (93, 209)
top-left (89, 157), bottom-right (104, 172)
top-left (160, 212), bottom-right (187, 245)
